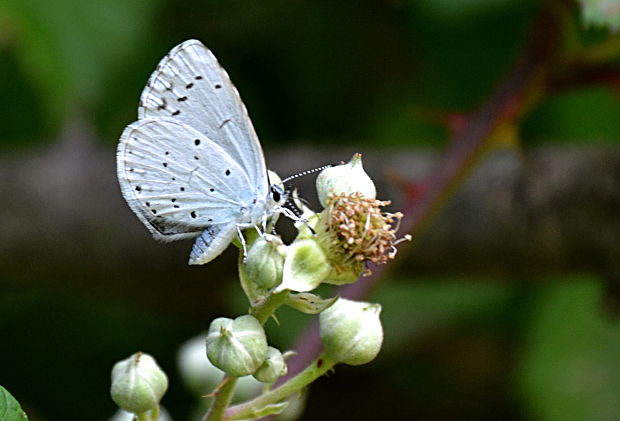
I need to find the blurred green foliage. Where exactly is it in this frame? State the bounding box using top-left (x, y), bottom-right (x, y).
top-left (0, 0), bottom-right (161, 140)
top-left (523, 87), bottom-right (620, 143)
top-left (519, 279), bottom-right (620, 421)
top-left (2, 0), bottom-right (618, 148)
top-left (579, 0), bottom-right (620, 29)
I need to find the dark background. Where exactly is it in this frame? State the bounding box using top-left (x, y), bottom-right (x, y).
top-left (1, 1), bottom-right (620, 420)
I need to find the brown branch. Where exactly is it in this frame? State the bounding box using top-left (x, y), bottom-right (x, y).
top-left (279, 6), bottom-right (562, 385)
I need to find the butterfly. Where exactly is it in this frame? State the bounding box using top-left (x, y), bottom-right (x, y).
top-left (117, 39), bottom-right (287, 265)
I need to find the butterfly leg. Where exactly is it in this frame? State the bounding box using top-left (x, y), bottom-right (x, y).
top-left (236, 225), bottom-right (249, 262)
top-left (275, 206), bottom-right (316, 235)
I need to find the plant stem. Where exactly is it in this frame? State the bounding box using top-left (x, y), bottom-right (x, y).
top-left (136, 408), bottom-right (158, 421)
top-left (225, 353), bottom-right (336, 420)
top-left (250, 290), bottom-right (289, 325)
top-left (203, 376), bottom-right (239, 421)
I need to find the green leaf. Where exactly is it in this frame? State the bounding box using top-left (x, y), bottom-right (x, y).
top-left (518, 279), bottom-right (620, 421)
top-left (0, 386), bottom-right (28, 421)
top-left (230, 401), bottom-right (289, 420)
top-left (285, 292), bottom-right (338, 315)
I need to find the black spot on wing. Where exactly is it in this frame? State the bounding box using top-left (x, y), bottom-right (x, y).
top-left (157, 98), bottom-right (167, 110)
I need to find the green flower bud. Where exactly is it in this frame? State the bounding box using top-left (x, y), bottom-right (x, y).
top-left (319, 298), bottom-right (383, 366)
top-left (108, 407), bottom-right (173, 421)
top-left (177, 333), bottom-right (221, 395)
top-left (177, 333), bottom-right (262, 401)
top-left (245, 234), bottom-right (287, 289)
top-left (206, 315), bottom-right (268, 377)
top-left (110, 352), bottom-right (168, 414)
top-left (316, 153), bottom-right (376, 208)
top-left (253, 346), bottom-right (288, 383)
top-left (278, 239), bottom-right (331, 292)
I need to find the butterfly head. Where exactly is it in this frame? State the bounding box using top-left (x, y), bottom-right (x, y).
top-left (269, 183), bottom-right (287, 205)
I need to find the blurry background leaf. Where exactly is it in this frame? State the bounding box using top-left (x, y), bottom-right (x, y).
top-left (523, 87), bottom-right (620, 144)
top-left (579, 0), bottom-right (620, 29)
top-left (0, 0), bottom-right (162, 142)
top-left (519, 278), bottom-right (620, 421)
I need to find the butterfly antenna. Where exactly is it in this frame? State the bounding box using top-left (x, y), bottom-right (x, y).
top-left (283, 191), bottom-right (317, 236)
top-left (281, 164), bottom-right (333, 184)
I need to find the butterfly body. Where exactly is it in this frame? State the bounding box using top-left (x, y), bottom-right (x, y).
top-left (117, 39), bottom-right (281, 265)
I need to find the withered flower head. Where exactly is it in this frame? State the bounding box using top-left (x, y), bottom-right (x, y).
top-left (319, 191), bottom-right (411, 275)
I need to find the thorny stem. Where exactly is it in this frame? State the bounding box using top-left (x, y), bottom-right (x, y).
top-left (279, 4), bottom-right (564, 389)
top-left (203, 262), bottom-right (289, 421)
top-left (203, 376), bottom-right (239, 421)
top-left (250, 290), bottom-right (289, 325)
top-left (224, 354), bottom-right (336, 420)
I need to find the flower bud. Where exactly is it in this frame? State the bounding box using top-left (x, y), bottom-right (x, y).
top-left (108, 407), bottom-right (172, 421)
top-left (278, 239), bottom-right (331, 292)
top-left (319, 298), bottom-right (383, 366)
top-left (253, 346), bottom-right (288, 383)
top-left (206, 315), bottom-right (268, 377)
top-left (245, 234), bottom-right (287, 289)
top-left (177, 333), bottom-right (262, 402)
top-left (316, 153), bottom-right (376, 208)
top-left (110, 352), bottom-right (168, 414)
top-left (177, 333), bottom-right (221, 395)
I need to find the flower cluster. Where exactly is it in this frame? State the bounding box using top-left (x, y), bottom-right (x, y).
top-left (111, 153), bottom-right (410, 421)
top-left (272, 153), bottom-right (410, 292)
top-left (319, 191), bottom-right (406, 276)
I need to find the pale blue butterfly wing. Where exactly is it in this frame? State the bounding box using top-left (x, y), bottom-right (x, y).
top-left (117, 40), bottom-right (270, 265)
top-left (138, 39), bottom-right (267, 188)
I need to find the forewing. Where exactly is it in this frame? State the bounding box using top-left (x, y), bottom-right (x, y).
top-left (117, 118), bottom-right (255, 241)
top-left (138, 39), bottom-right (267, 191)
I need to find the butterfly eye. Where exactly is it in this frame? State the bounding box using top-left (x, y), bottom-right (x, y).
top-left (270, 185), bottom-right (284, 203)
